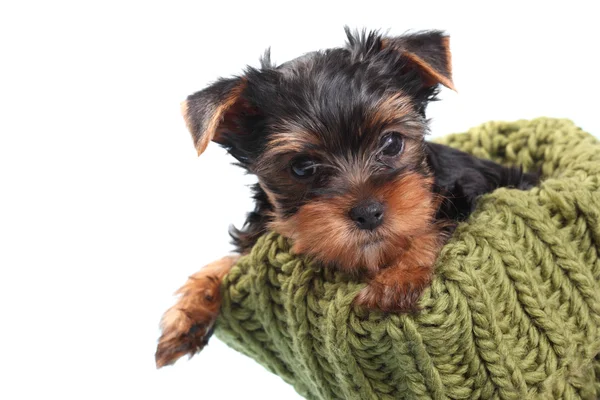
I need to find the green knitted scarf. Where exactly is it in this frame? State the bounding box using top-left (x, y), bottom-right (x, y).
top-left (215, 118), bottom-right (600, 400)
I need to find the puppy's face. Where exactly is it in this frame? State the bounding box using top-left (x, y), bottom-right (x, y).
top-left (182, 29), bottom-right (454, 273)
top-left (254, 87), bottom-right (436, 274)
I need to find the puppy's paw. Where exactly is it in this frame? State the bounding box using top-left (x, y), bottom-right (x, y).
top-left (354, 261), bottom-right (432, 313)
top-left (354, 280), bottom-right (424, 313)
top-left (155, 286), bottom-right (219, 368)
top-left (155, 256), bottom-right (238, 368)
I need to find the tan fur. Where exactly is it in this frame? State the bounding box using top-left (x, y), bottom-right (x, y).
top-left (380, 36), bottom-right (456, 91)
top-left (181, 100), bottom-right (192, 138)
top-left (270, 173), bottom-right (440, 277)
top-left (370, 93), bottom-right (417, 129)
top-left (155, 255), bottom-right (239, 368)
top-left (402, 52), bottom-right (456, 91)
top-left (265, 131), bottom-right (321, 157)
top-left (182, 79), bottom-right (248, 156)
top-left (354, 229), bottom-right (443, 312)
top-left (201, 81), bottom-right (246, 155)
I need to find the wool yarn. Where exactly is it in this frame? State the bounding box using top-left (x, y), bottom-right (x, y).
top-left (215, 118), bottom-right (600, 399)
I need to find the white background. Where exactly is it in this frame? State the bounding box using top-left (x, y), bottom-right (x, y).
top-left (1, 1), bottom-right (598, 399)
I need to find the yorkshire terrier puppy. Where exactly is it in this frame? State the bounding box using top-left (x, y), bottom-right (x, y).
top-left (155, 28), bottom-right (537, 367)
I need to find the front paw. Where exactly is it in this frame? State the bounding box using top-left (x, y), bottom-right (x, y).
top-left (354, 281), bottom-right (425, 313)
top-left (155, 256), bottom-right (238, 368)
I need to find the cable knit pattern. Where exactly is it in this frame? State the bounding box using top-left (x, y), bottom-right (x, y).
top-left (215, 118), bottom-right (600, 399)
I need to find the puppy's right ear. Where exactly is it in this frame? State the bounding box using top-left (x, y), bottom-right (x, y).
top-left (181, 77), bottom-right (247, 156)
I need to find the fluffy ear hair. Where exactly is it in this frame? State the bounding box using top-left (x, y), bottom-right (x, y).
top-left (181, 77), bottom-right (247, 155)
top-left (382, 31), bottom-right (456, 91)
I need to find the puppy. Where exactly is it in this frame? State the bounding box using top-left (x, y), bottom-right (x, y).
top-left (155, 28), bottom-right (537, 368)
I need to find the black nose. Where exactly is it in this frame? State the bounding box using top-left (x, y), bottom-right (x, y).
top-left (349, 200), bottom-right (384, 230)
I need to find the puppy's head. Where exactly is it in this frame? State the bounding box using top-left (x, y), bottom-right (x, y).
top-left (182, 29), bottom-right (454, 273)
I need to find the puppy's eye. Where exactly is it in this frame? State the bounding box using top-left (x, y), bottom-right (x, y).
top-left (290, 157), bottom-right (318, 179)
top-left (380, 132), bottom-right (404, 157)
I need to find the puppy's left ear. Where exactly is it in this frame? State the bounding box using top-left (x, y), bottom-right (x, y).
top-left (383, 31), bottom-right (456, 91)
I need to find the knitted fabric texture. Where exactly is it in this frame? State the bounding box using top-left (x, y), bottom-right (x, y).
top-left (215, 118), bottom-right (600, 400)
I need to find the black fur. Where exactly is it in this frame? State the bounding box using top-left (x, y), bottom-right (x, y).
top-left (229, 183), bottom-right (272, 252)
top-left (426, 142), bottom-right (538, 222)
